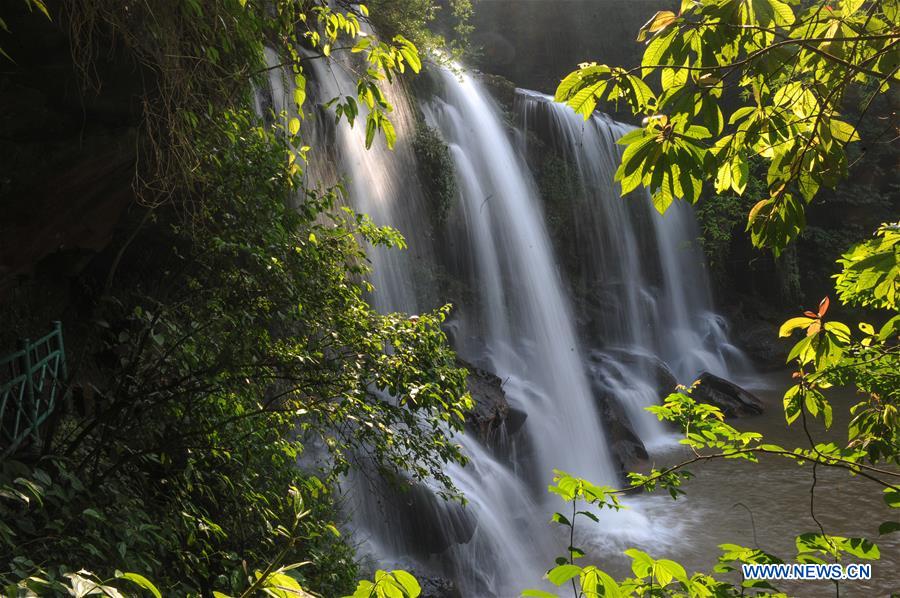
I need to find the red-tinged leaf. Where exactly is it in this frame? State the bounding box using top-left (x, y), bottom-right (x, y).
top-left (818, 296), bottom-right (830, 317)
top-left (803, 311), bottom-right (818, 318)
top-left (807, 320), bottom-right (822, 336)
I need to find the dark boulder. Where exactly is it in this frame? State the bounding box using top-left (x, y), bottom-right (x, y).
top-left (397, 483), bottom-right (476, 554)
top-left (583, 351), bottom-right (651, 476)
top-left (689, 372), bottom-right (764, 417)
top-left (599, 393), bottom-right (650, 475)
top-left (416, 574), bottom-right (463, 598)
top-left (733, 320), bottom-right (788, 370)
top-left (460, 360), bottom-right (526, 439)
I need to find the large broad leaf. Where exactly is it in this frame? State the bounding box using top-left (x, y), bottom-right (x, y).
top-left (624, 75), bottom-right (656, 112)
top-left (779, 317), bottom-right (815, 337)
top-left (625, 548), bottom-right (655, 578)
top-left (768, 0), bottom-right (795, 26)
top-left (570, 81), bottom-right (608, 119)
top-left (580, 567), bottom-right (621, 598)
top-left (654, 168), bottom-right (676, 213)
top-left (642, 30), bottom-right (676, 75)
top-left (547, 564), bottom-right (582, 586)
top-left (390, 570), bottom-right (421, 597)
top-left (117, 573), bottom-right (162, 598)
top-left (555, 65), bottom-right (609, 103)
top-left (840, 537), bottom-right (880, 560)
top-left (654, 559), bottom-right (688, 586)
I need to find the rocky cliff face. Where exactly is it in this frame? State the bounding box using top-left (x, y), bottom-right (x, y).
top-left (471, 1), bottom-right (675, 106)
top-left (0, 3), bottom-right (144, 293)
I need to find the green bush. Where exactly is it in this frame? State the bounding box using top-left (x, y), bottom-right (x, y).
top-left (413, 121), bottom-right (457, 225)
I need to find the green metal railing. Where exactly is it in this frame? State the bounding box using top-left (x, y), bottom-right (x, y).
top-left (1, 321), bottom-right (67, 459)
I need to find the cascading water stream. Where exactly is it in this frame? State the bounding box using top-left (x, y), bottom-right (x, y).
top-left (262, 56), bottom-right (579, 593)
top-left (422, 68), bottom-right (617, 485)
top-left (261, 46), bottom-right (434, 314)
top-left (260, 51), bottom-right (747, 595)
top-left (516, 89), bottom-right (751, 442)
top-left (514, 89), bottom-right (745, 380)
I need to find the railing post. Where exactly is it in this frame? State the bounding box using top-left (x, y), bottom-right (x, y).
top-left (53, 321), bottom-right (67, 381)
top-left (2, 324), bottom-right (67, 458)
top-left (20, 337), bottom-right (34, 438)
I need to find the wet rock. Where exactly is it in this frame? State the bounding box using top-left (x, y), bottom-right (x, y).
top-left (416, 574), bottom-right (462, 598)
top-left (460, 360), bottom-right (526, 439)
top-left (477, 72), bottom-right (517, 113)
top-left (600, 348), bottom-right (679, 400)
top-left (689, 372), bottom-right (764, 417)
top-left (593, 389), bottom-right (649, 476)
top-left (733, 320), bottom-right (788, 370)
top-left (583, 352), bottom-right (650, 476)
top-left (399, 483), bottom-right (476, 554)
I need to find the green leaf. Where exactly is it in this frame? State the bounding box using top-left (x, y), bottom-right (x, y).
top-left (350, 580), bottom-right (375, 598)
top-left (293, 80), bottom-right (307, 110)
top-left (840, 0), bottom-right (865, 15)
top-left (117, 573), bottom-right (161, 598)
top-left (625, 548), bottom-right (655, 578)
top-left (365, 115), bottom-right (377, 149)
top-left (390, 570), bottom-right (420, 597)
top-left (840, 537), bottom-right (880, 560)
top-left (551, 512), bottom-right (572, 527)
top-left (569, 81), bottom-right (607, 119)
top-left (655, 559), bottom-right (688, 585)
top-left (731, 158), bottom-right (749, 195)
top-left (546, 564), bottom-right (582, 586)
top-left (779, 317), bottom-right (815, 337)
top-left (288, 118), bottom-right (301, 136)
top-left (651, 177), bottom-right (675, 214)
top-left (616, 128), bottom-right (649, 146)
top-left (830, 119), bottom-right (860, 143)
top-left (624, 75), bottom-right (655, 112)
top-left (381, 117), bottom-right (396, 150)
top-left (29, 0), bottom-right (52, 19)
top-left (580, 567), bottom-right (621, 598)
top-left (521, 590), bottom-right (559, 598)
top-left (642, 30), bottom-right (674, 75)
top-left (768, 0), bottom-right (795, 26)
top-left (394, 36), bottom-right (421, 74)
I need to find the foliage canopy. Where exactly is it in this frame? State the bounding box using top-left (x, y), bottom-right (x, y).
top-left (1, 1), bottom-right (471, 596)
top-left (556, 0), bottom-right (898, 255)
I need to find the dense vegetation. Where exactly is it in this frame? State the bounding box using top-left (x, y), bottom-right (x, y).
top-left (1, 1), bottom-right (470, 595)
top-left (0, 0), bottom-right (897, 597)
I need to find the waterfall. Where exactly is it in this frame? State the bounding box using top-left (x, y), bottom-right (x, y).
top-left (514, 89), bottom-right (746, 381)
top-left (422, 68), bottom-right (617, 485)
top-left (260, 53), bottom-right (746, 595)
top-left (260, 47), bottom-right (436, 314)
top-left (515, 89), bottom-right (751, 443)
